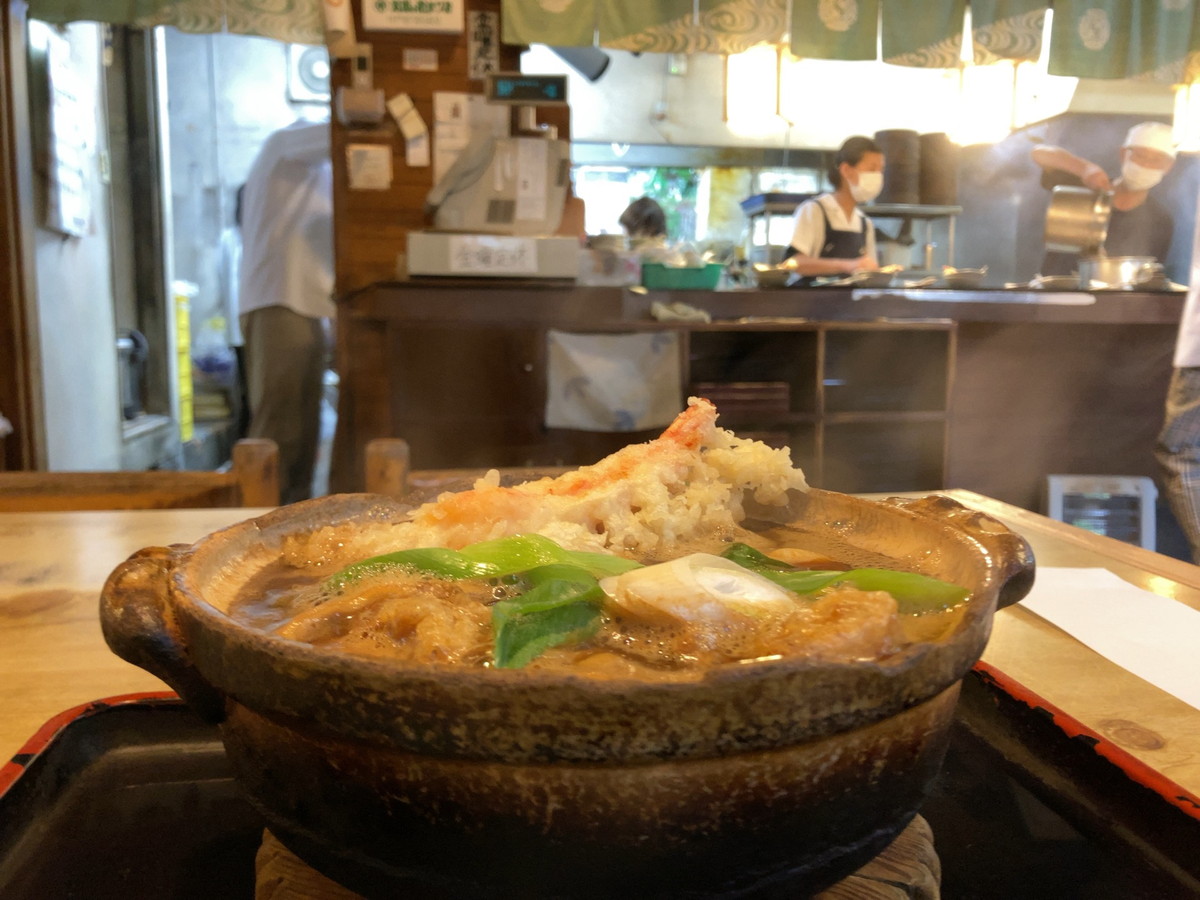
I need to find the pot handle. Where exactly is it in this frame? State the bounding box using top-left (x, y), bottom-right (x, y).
top-left (884, 494), bottom-right (1036, 610)
top-left (99, 545), bottom-right (227, 724)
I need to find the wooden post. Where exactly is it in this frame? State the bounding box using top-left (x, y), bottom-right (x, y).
top-left (365, 437), bottom-right (411, 497)
top-left (232, 438), bottom-right (281, 507)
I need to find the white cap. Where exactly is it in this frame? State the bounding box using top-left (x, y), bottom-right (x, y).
top-left (1124, 121), bottom-right (1177, 159)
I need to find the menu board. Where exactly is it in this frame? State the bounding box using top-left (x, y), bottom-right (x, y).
top-left (44, 29), bottom-right (92, 237)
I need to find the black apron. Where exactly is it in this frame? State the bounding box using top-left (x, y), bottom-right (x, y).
top-left (784, 201), bottom-right (871, 286)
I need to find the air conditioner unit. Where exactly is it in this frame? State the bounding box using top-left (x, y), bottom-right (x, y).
top-left (287, 44), bottom-right (331, 104)
top-left (1045, 474), bottom-right (1157, 550)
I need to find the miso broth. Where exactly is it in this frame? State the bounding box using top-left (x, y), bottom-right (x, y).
top-left (228, 522), bottom-right (970, 681)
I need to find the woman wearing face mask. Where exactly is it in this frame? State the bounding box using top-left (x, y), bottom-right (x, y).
top-left (1032, 121), bottom-right (1177, 276)
top-left (780, 135), bottom-right (885, 283)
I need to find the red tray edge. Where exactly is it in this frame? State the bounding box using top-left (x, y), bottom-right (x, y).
top-left (0, 691), bottom-right (181, 798)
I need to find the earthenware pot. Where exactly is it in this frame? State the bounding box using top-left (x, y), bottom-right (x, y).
top-left (100, 489), bottom-right (1033, 899)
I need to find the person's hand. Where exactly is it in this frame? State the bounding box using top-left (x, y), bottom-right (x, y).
top-left (1079, 162), bottom-right (1112, 193)
top-left (848, 255), bottom-right (879, 273)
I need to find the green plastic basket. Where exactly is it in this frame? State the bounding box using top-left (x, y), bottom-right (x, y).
top-left (641, 262), bottom-right (724, 290)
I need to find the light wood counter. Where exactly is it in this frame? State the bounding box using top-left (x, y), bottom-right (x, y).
top-left (0, 507), bottom-right (269, 761)
top-left (928, 490), bottom-right (1200, 807)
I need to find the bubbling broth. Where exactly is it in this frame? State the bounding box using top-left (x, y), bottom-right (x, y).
top-left (229, 521), bottom-right (970, 681)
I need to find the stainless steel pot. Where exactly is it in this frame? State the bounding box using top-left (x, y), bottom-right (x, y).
top-left (1044, 185), bottom-right (1111, 254)
top-left (1078, 255), bottom-right (1161, 289)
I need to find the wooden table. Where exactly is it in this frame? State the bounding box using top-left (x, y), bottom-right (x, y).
top-left (929, 490), bottom-right (1200, 803)
top-left (0, 507), bottom-right (271, 762)
top-left (1, 493), bottom-right (1198, 876)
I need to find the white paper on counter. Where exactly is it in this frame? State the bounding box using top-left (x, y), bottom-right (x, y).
top-left (545, 330), bottom-right (683, 432)
top-left (1018, 567), bottom-right (1200, 711)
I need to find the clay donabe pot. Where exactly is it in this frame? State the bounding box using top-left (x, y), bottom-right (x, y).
top-left (100, 489), bottom-right (1034, 899)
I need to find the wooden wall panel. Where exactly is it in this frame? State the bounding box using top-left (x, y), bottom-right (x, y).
top-left (0, 1), bottom-right (42, 470)
top-left (329, 0), bottom-right (534, 294)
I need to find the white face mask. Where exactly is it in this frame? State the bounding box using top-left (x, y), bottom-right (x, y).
top-left (1121, 160), bottom-right (1165, 192)
top-left (850, 171), bottom-right (884, 204)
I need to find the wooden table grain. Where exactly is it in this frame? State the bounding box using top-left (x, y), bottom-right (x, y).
top-left (0, 507), bottom-right (270, 761)
top-left (937, 489), bottom-right (1200, 805)
top-left (2, 493), bottom-right (1199, 811)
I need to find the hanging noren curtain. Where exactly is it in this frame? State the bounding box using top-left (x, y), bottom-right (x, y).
top-left (597, 0), bottom-right (788, 55)
top-left (970, 0), bottom-right (1045, 65)
top-left (789, 0), bottom-right (880, 61)
top-left (1050, 0), bottom-right (1200, 82)
top-left (27, 0), bottom-right (325, 44)
top-left (502, 0), bottom-right (596, 48)
top-left (881, 0), bottom-right (967, 67)
top-left (25, 0), bottom-right (1200, 85)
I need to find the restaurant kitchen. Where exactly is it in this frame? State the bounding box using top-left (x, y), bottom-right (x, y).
top-left (4, 0), bottom-right (1200, 500)
top-left (3, 3), bottom-right (1200, 895)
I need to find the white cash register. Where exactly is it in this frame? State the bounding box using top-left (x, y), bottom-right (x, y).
top-left (407, 73), bottom-right (580, 279)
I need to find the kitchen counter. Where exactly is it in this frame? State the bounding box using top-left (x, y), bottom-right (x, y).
top-left (341, 279), bottom-right (1185, 326)
top-left (332, 281), bottom-right (1182, 515)
top-left (0, 496), bottom-right (1197, 893)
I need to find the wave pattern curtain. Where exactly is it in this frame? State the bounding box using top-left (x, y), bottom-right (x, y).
top-left (1049, 0), bottom-right (1200, 82)
top-left (27, 0), bottom-right (1200, 84)
top-left (502, 0), bottom-right (1048, 68)
top-left (26, 0), bottom-right (325, 43)
top-left (789, 0), bottom-right (879, 60)
top-left (970, 0), bottom-right (1045, 64)
top-left (503, 0), bottom-right (788, 54)
top-left (881, 0), bottom-right (967, 66)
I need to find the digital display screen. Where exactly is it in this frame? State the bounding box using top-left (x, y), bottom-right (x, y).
top-left (486, 73), bottom-right (568, 105)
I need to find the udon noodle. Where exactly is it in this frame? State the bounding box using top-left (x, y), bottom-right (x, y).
top-left (228, 399), bottom-right (968, 679)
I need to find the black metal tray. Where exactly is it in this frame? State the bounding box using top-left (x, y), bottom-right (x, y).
top-left (0, 688), bottom-right (1191, 900)
top-left (0, 697), bottom-right (266, 899)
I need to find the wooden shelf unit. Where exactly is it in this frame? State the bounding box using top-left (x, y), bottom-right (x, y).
top-left (373, 314), bottom-right (954, 496)
top-left (686, 320), bottom-right (955, 493)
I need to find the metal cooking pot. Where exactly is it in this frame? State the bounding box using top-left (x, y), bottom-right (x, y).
top-left (1044, 185), bottom-right (1111, 254)
top-left (1078, 255), bottom-right (1161, 290)
top-left (100, 490), bottom-right (1034, 899)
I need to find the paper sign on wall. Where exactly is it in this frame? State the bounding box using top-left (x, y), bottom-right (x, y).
top-left (387, 94), bottom-right (431, 168)
top-left (44, 30), bottom-right (92, 237)
top-left (406, 133), bottom-right (430, 167)
top-left (346, 143), bottom-right (393, 190)
top-left (403, 48), bottom-right (438, 71)
top-left (467, 10), bottom-right (500, 81)
top-left (363, 0), bottom-right (464, 34)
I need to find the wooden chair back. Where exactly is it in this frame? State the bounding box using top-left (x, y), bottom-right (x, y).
top-left (364, 438), bottom-right (571, 498)
top-left (0, 438), bottom-right (280, 511)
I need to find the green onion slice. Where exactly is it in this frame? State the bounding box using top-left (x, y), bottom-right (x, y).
top-left (720, 543), bottom-right (969, 613)
top-left (491, 564), bottom-right (604, 668)
top-left (327, 533), bottom-right (640, 590)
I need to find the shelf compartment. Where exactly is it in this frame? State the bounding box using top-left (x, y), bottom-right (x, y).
top-left (822, 329), bottom-right (952, 414)
top-left (689, 331), bottom-right (818, 415)
top-left (819, 421), bottom-right (947, 494)
top-left (689, 380), bottom-right (791, 415)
